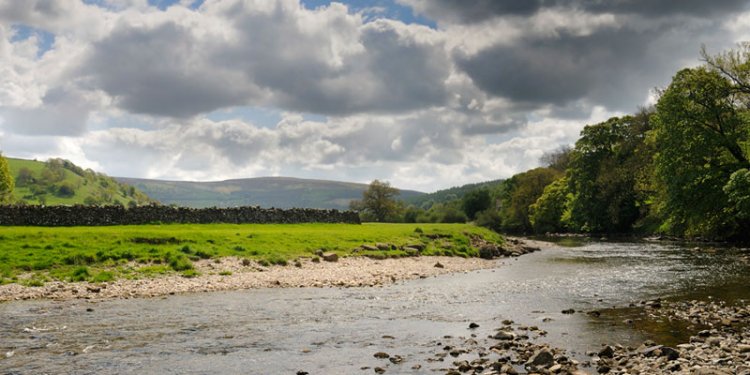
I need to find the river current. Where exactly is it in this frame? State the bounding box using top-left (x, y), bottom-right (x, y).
top-left (1, 240), bottom-right (748, 374)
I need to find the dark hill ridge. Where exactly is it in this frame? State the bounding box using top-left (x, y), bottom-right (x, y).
top-left (115, 176), bottom-right (425, 210)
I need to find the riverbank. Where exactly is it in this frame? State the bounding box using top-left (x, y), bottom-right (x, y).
top-left (0, 237), bottom-right (548, 302)
top-left (406, 299), bottom-right (750, 375)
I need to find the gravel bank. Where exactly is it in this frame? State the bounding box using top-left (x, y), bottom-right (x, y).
top-left (0, 237), bottom-right (547, 303)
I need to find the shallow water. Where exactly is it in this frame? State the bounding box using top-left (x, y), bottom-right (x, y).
top-left (1, 240), bottom-right (748, 374)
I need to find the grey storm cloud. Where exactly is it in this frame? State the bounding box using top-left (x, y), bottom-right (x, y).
top-left (401, 0), bottom-right (749, 23)
top-left (455, 28), bottom-right (650, 108)
top-left (81, 3), bottom-right (451, 119)
top-left (83, 22), bottom-right (256, 118)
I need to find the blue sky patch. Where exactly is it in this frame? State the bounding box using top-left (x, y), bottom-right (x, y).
top-left (10, 24), bottom-right (55, 58)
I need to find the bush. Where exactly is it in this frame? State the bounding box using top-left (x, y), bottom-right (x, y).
top-left (167, 254), bottom-right (194, 271)
top-left (70, 266), bottom-right (90, 281)
top-left (475, 209), bottom-right (502, 232)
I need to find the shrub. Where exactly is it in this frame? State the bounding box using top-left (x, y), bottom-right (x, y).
top-left (168, 254), bottom-right (194, 271)
top-left (70, 266), bottom-right (90, 281)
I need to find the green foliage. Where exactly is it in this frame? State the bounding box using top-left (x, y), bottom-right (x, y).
top-left (462, 188), bottom-right (492, 220)
top-left (0, 153), bottom-right (14, 204)
top-left (70, 266), bottom-right (91, 282)
top-left (474, 209), bottom-right (501, 232)
top-left (498, 167), bottom-right (561, 233)
top-left (529, 177), bottom-right (571, 234)
top-left (724, 169), bottom-right (750, 219)
top-left (566, 113), bottom-right (653, 233)
top-left (652, 66), bottom-right (749, 238)
top-left (168, 254), bottom-right (194, 271)
top-left (407, 179), bottom-right (505, 210)
top-left (439, 206), bottom-right (468, 223)
top-left (55, 181), bottom-right (76, 198)
top-left (350, 180), bottom-right (401, 222)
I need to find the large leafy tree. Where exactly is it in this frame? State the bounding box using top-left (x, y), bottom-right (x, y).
top-left (498, 167), bottom-right (561, 233)
top-left (566, 113), bottom-right (653, 233)
top-left (0, 153), bottom-right (14, 204)
top-left (653, 65), bottom-right (750, 238)
top-left (461, 188), bottom-right (492, 220)
top-left (529, 177), bottom-right (570, 234)
top-left (350, 180), bottom-right (401, 222)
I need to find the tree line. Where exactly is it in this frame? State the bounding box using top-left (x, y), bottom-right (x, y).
top-left (352, 44), bottom-right (750, 241)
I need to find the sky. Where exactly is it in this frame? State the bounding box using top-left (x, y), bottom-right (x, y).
top-left (1, 0), bottom-right (750, 192)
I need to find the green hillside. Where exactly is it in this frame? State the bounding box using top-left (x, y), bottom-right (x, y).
top-left (406, 179), bottom-right (505, 209)
top-left (116, 176), bottom-right (425, 210)
top-left (7, 158), bottom-right (154, 206)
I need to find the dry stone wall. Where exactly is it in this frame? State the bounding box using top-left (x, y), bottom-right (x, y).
top-left (0, 205), bottom-right (360, 226)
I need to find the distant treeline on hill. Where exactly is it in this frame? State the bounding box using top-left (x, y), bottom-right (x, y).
top-left (0, 205), bottom-right (360, 226)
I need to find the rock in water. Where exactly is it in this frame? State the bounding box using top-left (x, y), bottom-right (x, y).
top-left (527, 348), bottom-right (555, 368)
top-left (598, 345), bottom-right (614, 358)
top-left (493, 330), bottom-right (516, 340)
top-left (469, 322), bottom-right (479, 329)
top-left (373, 352), bottom-right (390, 359)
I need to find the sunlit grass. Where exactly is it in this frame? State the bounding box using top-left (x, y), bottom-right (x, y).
top-left (0, 223), bottom-right (503, 285)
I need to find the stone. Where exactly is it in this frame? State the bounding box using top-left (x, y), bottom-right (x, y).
top-left (660, 346), bottom-right (679, 360)
top-left (362, 245), bottom-right (379, 251)
top-left (561, 309), bottom-right (575, 314)
top-left (321, 253), bottom-right (339, 262)
top-left (374, 367), bottom-right (385, 374)
top-left (738, 344), bottom-right (750, 353)
top-left (374, 352), bottom-right (389, 359)
top-left (493, 330), bottom-right (516, 340)
top-left (527, 348), bottom-right (555, 368)
top-left (389, 355), bottom-right (403, 364)
top-left (598, 345), bottom-right (615, 358)
top-left (434, 262), bottom-right (444, 268)
top-left (405, 243), bottom-right (426, 251)
top-left (469, 322), bottom-right (479, 329)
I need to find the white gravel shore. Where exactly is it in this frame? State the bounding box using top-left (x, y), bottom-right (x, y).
top-left (0, 256), bottom-right (502, 302)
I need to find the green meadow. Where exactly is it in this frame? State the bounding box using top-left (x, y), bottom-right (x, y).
top-left (0, 223), bottom-right (502, 286)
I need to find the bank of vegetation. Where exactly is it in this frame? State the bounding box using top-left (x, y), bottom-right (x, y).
top-left (350, 45), bottom-right (750, 241)
top-left (1, 157), bottom-right (153, 207)
top-left (0, 223), bottom-right (502, 286)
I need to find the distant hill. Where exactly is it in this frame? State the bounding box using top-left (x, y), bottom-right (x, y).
top-left (406, 179), bottom-right (505, 209)
top-left (7, 158), bottom-right (154, 206)
top-left (115, 176), bottom-right (425, 210)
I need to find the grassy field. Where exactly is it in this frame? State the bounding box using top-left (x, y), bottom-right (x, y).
top-left (0, 223), bottom-right (502, 286)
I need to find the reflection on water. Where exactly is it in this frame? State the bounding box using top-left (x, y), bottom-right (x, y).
top-left (1, 241), bottom-right (748, 374)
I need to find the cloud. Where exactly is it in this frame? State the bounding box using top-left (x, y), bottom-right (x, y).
top-left (400, 0), bottom-right (749, 24)
top-left (2, 0), bottom-right (750, 192)
top-left (78, 0), bottom-right (452, 118)
top-left (1, 86), bottom-right (95, 135)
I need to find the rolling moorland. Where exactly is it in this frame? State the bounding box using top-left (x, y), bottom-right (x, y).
top-left (116, 176), bottom-right (424, 209)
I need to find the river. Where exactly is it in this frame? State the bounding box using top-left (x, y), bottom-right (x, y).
top-left (1, 239), bottom-right (748, 374)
